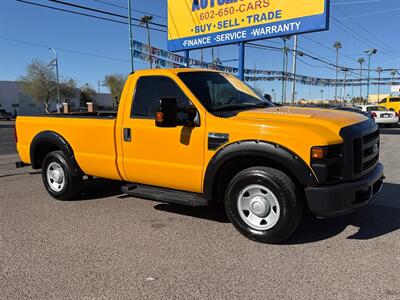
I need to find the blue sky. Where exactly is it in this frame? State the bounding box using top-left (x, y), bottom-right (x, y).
top-left (1, 0), bottom-right (400, 99)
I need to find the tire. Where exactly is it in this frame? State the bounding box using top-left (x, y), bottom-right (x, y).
top-left (41, 150), bottom-right (83, 200)
top-left (225, 167), bottom-right (303, 244)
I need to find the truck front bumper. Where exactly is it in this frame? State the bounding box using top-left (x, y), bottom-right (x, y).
top-left (305, 163), bottom-right (384, 218)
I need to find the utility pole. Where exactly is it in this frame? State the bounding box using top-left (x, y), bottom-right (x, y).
top-left (364, 48), bottom-right (378, 103)
top-left (253, 63), bottom-right (256, 88)
top-left (211, 47), bottom-right (215, 67)
top-left (334, 41), bottom-right (342, 101)
top-left (98, 80), bottom-right (101, 93)
top-left (342, 68), bottom-right (349, 104)
top-left (239, 43), bottom-right (245, 81)
top-left (281, 36), bottom-right (291, 104)
top-left (284, 46), bottom-right (289, 103)
top-left (128, 0), bottom-right (134, 72)
top-left (49, 48), bottom-right (60, 113)
top-left (377, 67), bottom-right (383, 101)
top-left (291, 35), bottom-right (298, 106)
top-left (358, 57), bottom-right (365, 101)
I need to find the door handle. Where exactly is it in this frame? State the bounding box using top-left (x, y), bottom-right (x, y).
top-left (123, 128), bottom-right (131, 142)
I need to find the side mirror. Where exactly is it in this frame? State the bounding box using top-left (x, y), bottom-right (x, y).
top-left (264, 94), bottom-right (272, 102)
top-left (181, 105), bottom-right (200, 127)
top-left (155, 98), bottom-right (178, 127)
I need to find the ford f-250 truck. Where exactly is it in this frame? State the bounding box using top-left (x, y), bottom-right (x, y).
top-left (15, 69), bottom-right (384, 243)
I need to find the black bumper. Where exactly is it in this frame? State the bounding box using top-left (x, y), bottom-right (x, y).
top-left (305, 163), bottom-right (384, 218)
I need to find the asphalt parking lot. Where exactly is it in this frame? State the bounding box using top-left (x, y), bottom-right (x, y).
top-left (1, 121), bottom-right (399, 299)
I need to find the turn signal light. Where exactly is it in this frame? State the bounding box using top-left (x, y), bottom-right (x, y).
top-left (311, 147), bottom-right (327, 160)
top-left (156, 112), bottom-right (164, 122)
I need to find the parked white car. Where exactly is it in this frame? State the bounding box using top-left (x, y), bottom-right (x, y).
top-left (359, 105), bottom-right (399, 126)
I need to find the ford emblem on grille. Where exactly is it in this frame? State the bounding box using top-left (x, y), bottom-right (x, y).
top-left (372, 143), bottom-right (379, 154)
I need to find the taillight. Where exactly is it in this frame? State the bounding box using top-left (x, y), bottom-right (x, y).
top-left (371, 112), bottom-right (377, 118)
top-left (14, 126), bottom-right (18, 143)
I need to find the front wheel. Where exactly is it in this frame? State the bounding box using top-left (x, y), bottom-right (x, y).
top-left (225, 167), bottom-right (303, 244)
top-left (41, 150), bottom-right (83, 200)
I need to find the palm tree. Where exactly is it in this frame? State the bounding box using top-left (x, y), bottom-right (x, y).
top-left (376, 67), bottom-right (383, 101)
top-left (357, 57), bottom-right (365, 100)
top-left (140, 15), bottom-right (154, 69)
top-left (333, 41), bottom-right (342, 101)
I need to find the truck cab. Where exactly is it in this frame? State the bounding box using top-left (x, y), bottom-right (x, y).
top-left (379, 96), bottom-right (400, 115)
top-left (16, 69), bottom-right (384, 243)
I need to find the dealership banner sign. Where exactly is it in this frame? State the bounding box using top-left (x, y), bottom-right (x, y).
top-left (133, 40), bottom-right (400, 87)
top-left (168, 0), bottom-right (330, 52)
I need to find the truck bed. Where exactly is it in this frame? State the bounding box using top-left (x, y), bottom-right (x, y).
top-left (16, 115), bottom-right (121, 180)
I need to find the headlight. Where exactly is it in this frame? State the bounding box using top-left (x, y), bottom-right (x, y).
top-left (311, 144), bottom-right (344, 184)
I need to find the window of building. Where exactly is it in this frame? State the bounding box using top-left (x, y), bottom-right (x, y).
top-left (12, 104), bottom-right (19, 108)
top-left (131, 76), bottom-right (191, 118)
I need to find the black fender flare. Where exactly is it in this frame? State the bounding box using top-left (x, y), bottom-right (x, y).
top-left (30, 131), bottom-right (83, 176)
top-left (203, 140), bottom-right (318, 200)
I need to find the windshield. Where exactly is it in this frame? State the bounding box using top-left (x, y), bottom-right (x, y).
top-left (177, 71), bottom-right (272, 113)
top-left (367, 106), bottom-right (388, 112)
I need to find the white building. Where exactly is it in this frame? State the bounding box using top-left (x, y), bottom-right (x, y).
top-left (0, 81), bottom-right (113, 116)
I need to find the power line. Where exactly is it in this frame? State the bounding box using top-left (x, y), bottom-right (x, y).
top-left (336, 6), bottom-right (400, 20)
top-left (91, 0), bottom-right (167, 20)
top-left (331, 18), bottom-right (398, 58)
top-left (332, 0), bottom-right (383, 5)
top-left (301, 36), bottom-right (359, 63)
top-left (0, 35), bottom-right (149, 65)
top-left (247, 42), bottom-right (375, 78)
top-left (48, 0), bottom-right (167, 28)
top-left (15, 0), bottom-right (167, 33)
top-left (334, 5), bottom-right (399, 54)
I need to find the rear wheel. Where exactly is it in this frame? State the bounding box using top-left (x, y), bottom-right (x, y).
top-left (42, 150), bottom-right (83, 200)
top-left (225, 167), bottom-right (303, 244)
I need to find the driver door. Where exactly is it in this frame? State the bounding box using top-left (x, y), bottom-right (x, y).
top-left (121, 75), bottom-right (205, 193)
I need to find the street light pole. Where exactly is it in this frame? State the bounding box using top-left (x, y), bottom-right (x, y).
top-left (342, 68), bottom-right (348, 104)
top-left (364, 48), bottom-right (377, 103)
top-left (49, 48), bottom-right (60, 113)
top-left (281, 44), bottom-right (286, 104)
top-left (291, 35), bottom-right (298, 106)
top-left (128, 0), bottom-right (134, 72)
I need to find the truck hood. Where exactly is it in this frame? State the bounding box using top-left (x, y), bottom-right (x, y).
top-left (234, 106), bottom-right (367, 134)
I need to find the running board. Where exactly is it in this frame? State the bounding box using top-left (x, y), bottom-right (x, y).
top-left (121, 184), bottom-right (209, 207)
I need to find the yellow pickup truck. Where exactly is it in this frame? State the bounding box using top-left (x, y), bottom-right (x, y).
top-left (15, 69), bottom-right (384, 243)
top-left (378, 96), bottom-right (400, 115)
